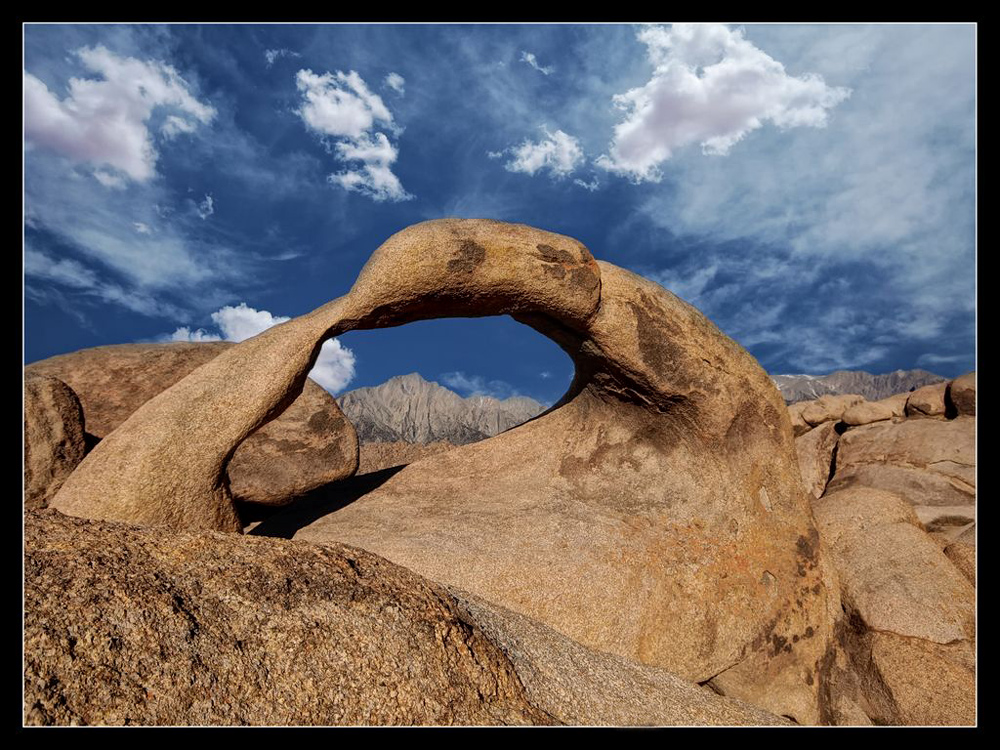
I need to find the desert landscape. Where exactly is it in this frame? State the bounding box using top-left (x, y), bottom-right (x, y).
top-left (24, 219), bottom-right (976, 726)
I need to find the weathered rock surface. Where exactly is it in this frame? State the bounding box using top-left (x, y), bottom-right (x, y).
top-left (841, 400), bottom-right (894, 427)
top-left (24, 510), bottom-right (784, 726)
top-left (49, 219), bottom-right (841, 724)
top-left (787, 401), bottom-right (813, 437)
top-left (358, 440), bottom-right (456, 474)
top-left (24, 374), bottom-right (87, 510)
top-left (812, 487), bottom-right (975, 725)
top-left (826, 417), bottom-right (975, 510)
top-left (801, 394), bottom-right (865, 427)
top-left (31, 342), bottom-right (358, 508)
top-left (877, 392), bottom-right (910, 418)
top-left (944, 524), bottom-right (975, 585)
top-left (905, 382), bottom-right (948, 418)
top-left (795, 421), bottom-right (839, 499)
top-left (947, 372), bottom-right (976, 417)
top-left (338, 373), bottom-right (544, 445)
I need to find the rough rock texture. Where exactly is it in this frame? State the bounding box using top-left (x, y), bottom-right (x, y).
top-left (787, 401), bottom-right (813, 437)
top-left (24, 374), bottom-right (87, 510)
top-left (49, 219), bottom-right (841, 724)
top-left (905, 382), bottom-right (948, 418)
top-left (774, 370), bottom-right (945, 404)
top-left (841, 400), bottom-right (894, 427)
top-left (947, 372), bottom-right (976, 417)
top-left (795, 421), bottom-right (839, 499)
top-left (24, 510), bottom-right (784, 726)
top-left (812, 488), bottom-right (975, 725)
top-left (801, 394), bottom-right (865, 427)
top-left (826, 417), bottom-right (975, 512)
top-left (38, 342), bottom-right (358, 518)
top-left (877, 392), bottom-right (910, 418)
top-left (338, 373), bottom-right (544, 445)
top-left (944, 524), bottom-right (975, 585)
top-left (358, 440), bottom-right (456, 474)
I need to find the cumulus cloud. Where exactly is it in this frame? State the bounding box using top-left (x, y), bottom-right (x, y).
top-left (384, 71), bottom-right (405, 94)
top-left (441, 371), bottom-right (520, 400)
top-left (196, 193), bottom-right (214, 219)
top-left (296, 68), bottom-right (412, 202)
top-left (520, 51), bottom-right (554, 75)
top-left (168, 303), bottom-right (356, 393)
top-left (24, 45), bottom-right (216, 184)
top-left (503, 127), bottom-right (584, 178)
top-left (264, 48), bottom-right (300, 68)
top-left (597, 24), bottom-right (851, 182)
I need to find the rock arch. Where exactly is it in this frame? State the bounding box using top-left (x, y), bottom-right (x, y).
top-left (50, 218), bottom-right (841, 723)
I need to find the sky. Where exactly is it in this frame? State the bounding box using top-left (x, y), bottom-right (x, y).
top-left (23, 23), bottom-right (976, 406)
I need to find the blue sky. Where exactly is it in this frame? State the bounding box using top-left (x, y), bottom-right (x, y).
top-left (23, 23), bottom-right (976, 405)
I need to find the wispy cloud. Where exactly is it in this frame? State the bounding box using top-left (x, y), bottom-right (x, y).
top-left (264, 48), bottom-right (300, 68)
top-left (500, 127), bottom-right (584, 179)
top-left (196, 193), bottom-right (214, 220)
top-left (167, 302), bottom-right (356, 393)
top-left (597, 24), bottom-right (850, 182)
top-left (384, 71), bottom-right (405, 94)
top-left (520, 50), bottom-right (554, 75)
top-left (440, 371), bottom-right (524, 400)
top-left (295, 68), bottom-right (412, 202)
top-left (24, 45), bottom-right (216, 184)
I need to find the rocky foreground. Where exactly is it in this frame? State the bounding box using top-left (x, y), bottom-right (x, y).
top-left (23, 219), bottom-right (976, 726)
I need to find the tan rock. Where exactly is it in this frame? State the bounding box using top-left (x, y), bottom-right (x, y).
top-left (24, 510), bottom-right (785, 726)
top-left (905, 382), bottom-right (948, 418)
top-left (944, 524), bottom-right (975, 585)
top-left (914, 505), bottom-right (976, 536)
top-left (795, 421), bottom-right (839, 498)
top-left (827, 417), bottom-right (975, 509)
top-left (50, 219), bottom-right (839, 724)
top-left (801, 394), bottom-right (865, 427)
top-left (947, 372), bottom-right (976, 417)
top-left (30, 343), bottom-right (358, 507)
top-left (812, 487), bottom-right (975, 725)
top-left (24, 374), bottom-right (87, 510)
top-left (877, 392), bottom-right (910, 418)
top-left (787, 401), bottom-right (813, 437)
top-left (841, 400), bottom-right (894, 426)
top-left (358, 440), bottom-right (456, 474)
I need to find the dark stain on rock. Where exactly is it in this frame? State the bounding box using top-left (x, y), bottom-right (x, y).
top-left (804, 625), bottom-right (815, 639)
top-left (796, 529), bottom-right (820, 569)
top-left (307, 411), bottom-right (344, 432)
top-left (569, 265), bottom-right (599, 293)
top-left (542, 264), bottom-right (567, 280)
top-left (805, 668), bottom-right (814, 686)
top-left (812, 583), bottom-right (822, 596)
top-left (447, 240), bottom-right (487, 273)
top-left (535, 243), bottom-right (575, 264)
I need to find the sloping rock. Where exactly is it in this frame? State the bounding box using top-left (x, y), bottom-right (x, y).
top-left (28, 343), bottom-right (358, 507)
top-left (944, 524), bottom-right (975, 585)
top-left (826, 417), bottom-right (975, 509)
top-left (787, 401), bottom-right (812, 437)
top-left (812, 487), bottom-right (975, 725)
top-left (841, 400), bottom-right (894, 427)
top-left (24, 374), bottom-right (87, 510)
top-left (795, 421), bottom-right (839, 499)
top-left (50, 219), bottom-right (840, 724)
top-left (801, 394), bottom-right (865, 427)
top-left (905, 382), bottom-right (948, 418)
top-left (24, 510), bottom-right (784, 726)
top-left (947, 372), bottom-right (976, 417)
top-left (914, 505), bottom-right (976, 538)
top-left (358, 440), bottom-right (456, 474)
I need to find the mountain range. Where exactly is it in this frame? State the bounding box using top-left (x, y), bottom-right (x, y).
top-left (336, 372), bottom-right (545, 445)
top-left (771, 369), bottom-right (945, 404)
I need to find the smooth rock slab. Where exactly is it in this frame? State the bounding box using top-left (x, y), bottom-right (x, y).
top-left (24, 374), bottom-right (87, 510)
top-left (842, 400), bottom-right (894, 427)
top-left (801, 394), bottom-right (865, 427)
top-left (905, 382), bottom-right (948, 419)
top-left (28, 343), bottom-right (358, 507)
top-left (795, 421), bottom-right (840, 499)
top-left (24, 511), bottom-right (784, 727)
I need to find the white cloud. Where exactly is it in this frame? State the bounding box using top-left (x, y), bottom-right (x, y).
top-left (296, 68), bottom-right (412, 202)
top-left (167, 303), bottom-right (356, 394)
top-left (520, 51), bottom-right (554, 75)
top-left (384, 71), bottom-right (405, 94)
top-left (573, 176), bottom-right (600, 192)
top-left (24, 45), bottom-right (216, 183)
top-left (133, 222), bottom-right (152, 234)
top-left (264, 48), bottom-right (300, 68)
top-left (196, 193), bottom-right (214, 219)
top-left (597, 24), bottom-right (851, 182)
top-left (504, 127), bottom-right (584, 178)
top-left (441, 371), bottom-right (520, 400)
top-left (93, 170), bottom-right (127, 189)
